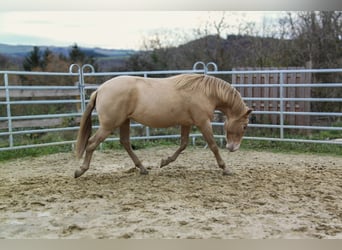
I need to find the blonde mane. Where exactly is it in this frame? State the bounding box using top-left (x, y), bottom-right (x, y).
top-left (174, 74), bottom-right (247, 115)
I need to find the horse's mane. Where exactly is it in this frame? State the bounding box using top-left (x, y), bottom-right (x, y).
top-left (174, 74), bottom-right (246, 114)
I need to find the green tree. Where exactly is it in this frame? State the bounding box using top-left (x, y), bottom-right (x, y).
top-left (69, 43), bottom-right (98, 71)
top-left (41, 48), bottom-right (53, 70)
top-left (286, 11), bottom-right (342, 68)
top-left (0, 54), bottom-right (14, 70)
top-left (23, 46), bottom-right (42, 71)
top-left (22, 47), bottom-right (55, 71)
top-left (69, 43), bottom-right (85, 64)
top-left (284, 11), bottom-right (342, 115)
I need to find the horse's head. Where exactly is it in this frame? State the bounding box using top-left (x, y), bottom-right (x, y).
top-left (224, 108), bottom-right (252, 152)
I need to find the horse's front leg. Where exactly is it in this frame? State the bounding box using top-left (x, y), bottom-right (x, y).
top-left (120, 119), bottom-right (148, 175)
top-left (160, 125), bottom-right (190, 168)
top-left (198, 121), bottom-right (233, 176)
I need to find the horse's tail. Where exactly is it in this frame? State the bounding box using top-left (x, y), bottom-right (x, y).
top-left (75, 91), bottom-right (97, 159)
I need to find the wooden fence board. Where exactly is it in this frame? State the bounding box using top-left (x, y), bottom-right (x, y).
top-left (0, 89), bottom-right (80, 98)
top-left (0, 118), bottom-right (63, 130)
top-left (232, 67), bottom-right (311, 126)
top-left (287, 69), bottom-right (296, 125)
top-left (270, 69), bottom-right (278, 124)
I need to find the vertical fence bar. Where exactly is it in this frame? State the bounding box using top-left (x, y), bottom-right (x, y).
top-left (79, 69), bottom-right (86, 113)
top-left (80, 64), bottom-right (96, 113)
top-left (4, 73), bottom-right (13, 148)
top-left (279, 72), bottom-right (284, 139)
top-left (69, 64), bottom-right (84, 113)
top-left (143, 72), bottom-right (150, 139)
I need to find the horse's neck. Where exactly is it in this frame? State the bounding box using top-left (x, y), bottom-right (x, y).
top-left (210, 82), bottom-right (245, 119)
top-left (217, 98), bottom-right (245, 119)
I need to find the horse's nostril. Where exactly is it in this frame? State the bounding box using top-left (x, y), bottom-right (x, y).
top-left (226, 143), bottom-right (240, 152)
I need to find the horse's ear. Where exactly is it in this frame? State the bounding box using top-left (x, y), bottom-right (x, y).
top-left (243, 108), bottom-right (253, 118)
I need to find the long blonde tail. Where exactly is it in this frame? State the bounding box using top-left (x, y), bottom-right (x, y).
top-left (75, 91), bottom-right (97, 159)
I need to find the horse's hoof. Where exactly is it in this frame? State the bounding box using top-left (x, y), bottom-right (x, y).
top-left (160, 157), bottom-right (172, 168)
top-left (222, 169), bottom-right (234, 176)
top-left (74, 169), bottom-right (84, 178)
top-left (124, 167), bottom-right (137, 173)
top-left (160, 159), bottom-right (167, 168)
top-left (140, 169), bottom-right (149, 175)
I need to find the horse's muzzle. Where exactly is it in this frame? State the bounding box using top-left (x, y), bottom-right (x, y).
top-left (226, 143), bottom-right (240, 152)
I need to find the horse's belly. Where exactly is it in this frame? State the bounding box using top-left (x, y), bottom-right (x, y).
top-left (130, 106), bottom-right (193, 128)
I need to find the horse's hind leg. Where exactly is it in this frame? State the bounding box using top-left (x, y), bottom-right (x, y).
top-left (160, 125), bottom-right (190, 168)
top-left (120, 119), bottom-right (148, 175)
top-left (75, 127), bottom-right (112, 178)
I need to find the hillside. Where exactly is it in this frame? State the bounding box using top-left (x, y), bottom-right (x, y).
top-left (0, 43), bottom-right (135, 58)
top-left (1, 32), bottom-right (341, 72)
top-left (0, 43), bottom-right (136, 71)
top-left (0, 35), bottom-right (294, 72)
top-left (125, 34), bottom-right (299, 71)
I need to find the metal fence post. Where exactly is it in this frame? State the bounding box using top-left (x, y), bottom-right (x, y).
top-left (206, 62), bottom-right (218, 72)
top-left (192, 61), bottom-right (218, 75)
top-left (79, 67), bottom-right (86, 113)
top-left (193, 61), bottom-right (207, 74)
top-left (4, 73), bottom-right (13, 148)
top-left (69, 64), bottom-right (84, 113)
top-left (143, 72), bottom-right (150, 139)
top-left (80, 64), bottom-right (96, 113)
top-left (279, 72), bottom-right (284, 139)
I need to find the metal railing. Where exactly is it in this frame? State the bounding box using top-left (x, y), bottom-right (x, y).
top-left (208, 68), bottom-right (342, 145)
top-left (1, 62), bottom-right (341, 152)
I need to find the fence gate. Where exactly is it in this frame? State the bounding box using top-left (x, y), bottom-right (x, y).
top-left (232, 67), bottom-right (311, 126)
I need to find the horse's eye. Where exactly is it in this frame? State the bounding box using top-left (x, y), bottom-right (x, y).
top-left (243, 125), bottom-right (247, 130)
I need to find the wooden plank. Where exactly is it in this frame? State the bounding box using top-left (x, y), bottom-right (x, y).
top-left (262, 68), bottom-right (270, 124)
top-left (270, 67), bottom-right (279, 124)
top-left (304, 71), bottom-right (311, 125)
top-left (256, 68), bottom-right (265, 122)
top-left (232, 68), bottom-right (242, 97)
top-left (253, 68), bottom-right (261, 122)
top-left (232, 68), bottom-right (237, 84)
top-left (296, 72), bottom-right (304, 125)
top-left (0, 117), bottom-right (81, 129)
top-left (230, 67), bottom-right (311, 126)
top-left (0, 89), bottom-right (80, 98)
top-left (287, 69), bottom-right (296, 125)
top-left (246, 68), bottom-right (254, 116)
top-left (0, 118), bottom-right (63, 129)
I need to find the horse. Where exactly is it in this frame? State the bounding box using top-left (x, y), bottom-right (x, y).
top-left (74, 74), bottom-right (252, 178)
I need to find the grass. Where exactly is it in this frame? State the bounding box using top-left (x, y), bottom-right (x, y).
top-left (0, 144), bottom-right (72, 162)
top-left (241, 139), bottom-right (342, 156)
top-left (0, 134), bottom-right (341, 163)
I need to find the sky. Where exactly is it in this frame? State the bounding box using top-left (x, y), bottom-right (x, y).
top-left (0, 11), bottom-right (284, 50)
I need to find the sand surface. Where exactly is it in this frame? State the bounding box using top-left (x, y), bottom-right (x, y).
top-left (0, 146), bottom-right (341, 238)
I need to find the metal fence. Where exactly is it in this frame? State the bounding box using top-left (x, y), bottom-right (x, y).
top-left (1, 62), bottom-right (342, 152)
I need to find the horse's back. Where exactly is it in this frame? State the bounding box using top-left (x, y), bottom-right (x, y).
top-left (95, 75), bottom-right (214, 128)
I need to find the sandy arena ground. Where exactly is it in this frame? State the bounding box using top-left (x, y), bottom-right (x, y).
top-left (0, 146), bottom-right (341, 239)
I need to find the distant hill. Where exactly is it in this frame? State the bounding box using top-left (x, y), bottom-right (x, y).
top-left (0, 43), bottom-right (137, 71)
top-left (0, 35), bottom-right (303, 72)
top-left (0, 43), bottom-right (136, 58)
top-left (124, 34), bottom-right (300, 71)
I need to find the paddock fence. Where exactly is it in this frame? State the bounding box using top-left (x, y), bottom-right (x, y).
top-left (1, 62), bottom-right (341, 151)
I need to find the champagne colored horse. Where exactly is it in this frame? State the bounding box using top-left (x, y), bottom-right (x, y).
top-left (75, 74), bottom-right (252, 178)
